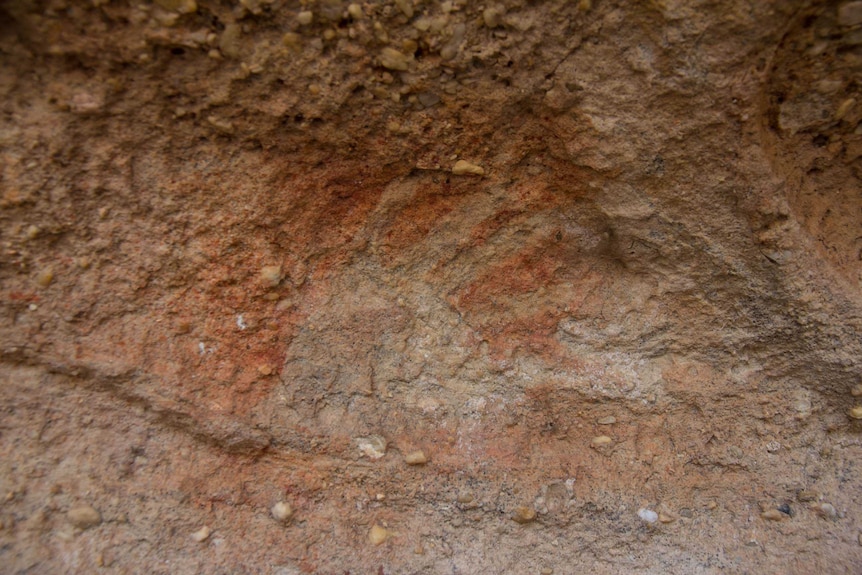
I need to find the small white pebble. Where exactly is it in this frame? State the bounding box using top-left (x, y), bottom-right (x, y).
top-left (25, 225), bottom-right (40, 240)
top-left (191, 526), bottom-right (211, 542)
top-left (356, 435), bottom-right (387, 459)
top-left (270, 501), bottom-right (293, 522)
top-left (597, 416), bottom-right (616, 425)
top-left (638, 508), bottom-right (658, 523)
top-left (28, 303), bottom-right (37, 311)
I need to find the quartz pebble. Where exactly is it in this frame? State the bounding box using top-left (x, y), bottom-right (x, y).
top-left (452, 160), bottom-right (485, 176)
top-left (271, 501), bottom-right (293, 522)
top-left (68, 505), bottom-right (101, 529)
top-left (849, 406), bottom-right (862, 419)
top-left (191, 526), bottom-right (211, 542)
top-left (356, 435), bottom-right (387, 459)
top-left (638, 508), bottom-right (658, 523)
top-left (405, 450), bottom-right (428, 465)
top-left (597, 416), bottom-right (616, 425)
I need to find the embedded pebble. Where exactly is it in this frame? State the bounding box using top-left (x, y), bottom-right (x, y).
top-left (347, 3), bottom-right (363, 19)
top-left (836, 98), bottom-right (856, 121)
top-left (258, 364), bottom-right (273, 376)
top-left (219, 24), bottom-right (242, 58)
top-left (67, 505), bottom-right (101, 529)
top-left (155, 0), bottom-right (197, 13)
top-left (540, 569), bottom-right (554, 575)
top-left (591, 435), bottom-right (613, 447)
top-left (207, 116), bottom-right (235, 135)
top-left (658, 512), bottom-right (676, 523)
top-left (380, 47), bottom-right (410, 71)
top-left (36, 268), bottom-right (54, 288)
top-left (848, 406), bottom-right (862, 419)
top-left (798, 489), bottom-right (819, 502)
top-left (811, 502), bottom-right (837, 519)
top-left (483, 7), bottom-right (503, 28)
top-left (355, 435), bottom-right (387, 459)
top-left (452, 160), bottom-right (485, 176)
top-left (838, 2), bottom-right (862, 27)
top-left (417, 92), bottom-right (441, 108)
top-left (369, 524), bottom-right (391, 545)
top-left (191, 526), bottom-right (211, 542)
top-left (597, 416), bottom-right (616, 425)
top-left (297, 11), bottom-right (313, 25)
top-left (282, 32), bottom-right (302, 51)
top-left (761, 509), bottom-right (786, 521)
top-left (404, 450), bottom-right (428, 465)
top-left (511, 506), bottom-right (536, 524)
top-left (260, 265), bottom-right (283, 287)
top-left (638, 508), bottom-right (658, 523)
top-left (270, 501), bottom-right (293, 522)
top-left (395, 0), bottom-right (413, 18)
top-left (456, 492), bottom-right (474, 504)
top-left (25, 225), bottom-right (39, 240)
top-left (851, 384), bottom-right (862, 397)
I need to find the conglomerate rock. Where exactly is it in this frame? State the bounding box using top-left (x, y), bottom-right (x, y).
top-left (1, 0), bottom-right (861, 572)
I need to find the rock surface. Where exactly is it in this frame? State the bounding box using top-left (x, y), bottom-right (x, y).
top-left (1, 0), bottom-right (861, 573)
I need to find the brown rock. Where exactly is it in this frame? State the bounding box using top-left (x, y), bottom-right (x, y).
top-left (67, 505), bottom-right (101, 530)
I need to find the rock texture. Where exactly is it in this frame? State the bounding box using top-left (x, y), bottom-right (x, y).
top-left (1, 0), bottom-right (862, 573)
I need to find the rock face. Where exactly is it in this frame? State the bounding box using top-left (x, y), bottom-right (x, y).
top-left (1, 0), bottom-right (861, 573)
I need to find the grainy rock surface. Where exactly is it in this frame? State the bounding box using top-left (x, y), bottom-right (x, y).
top-left (1, 0), bottom-right (862, 573)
